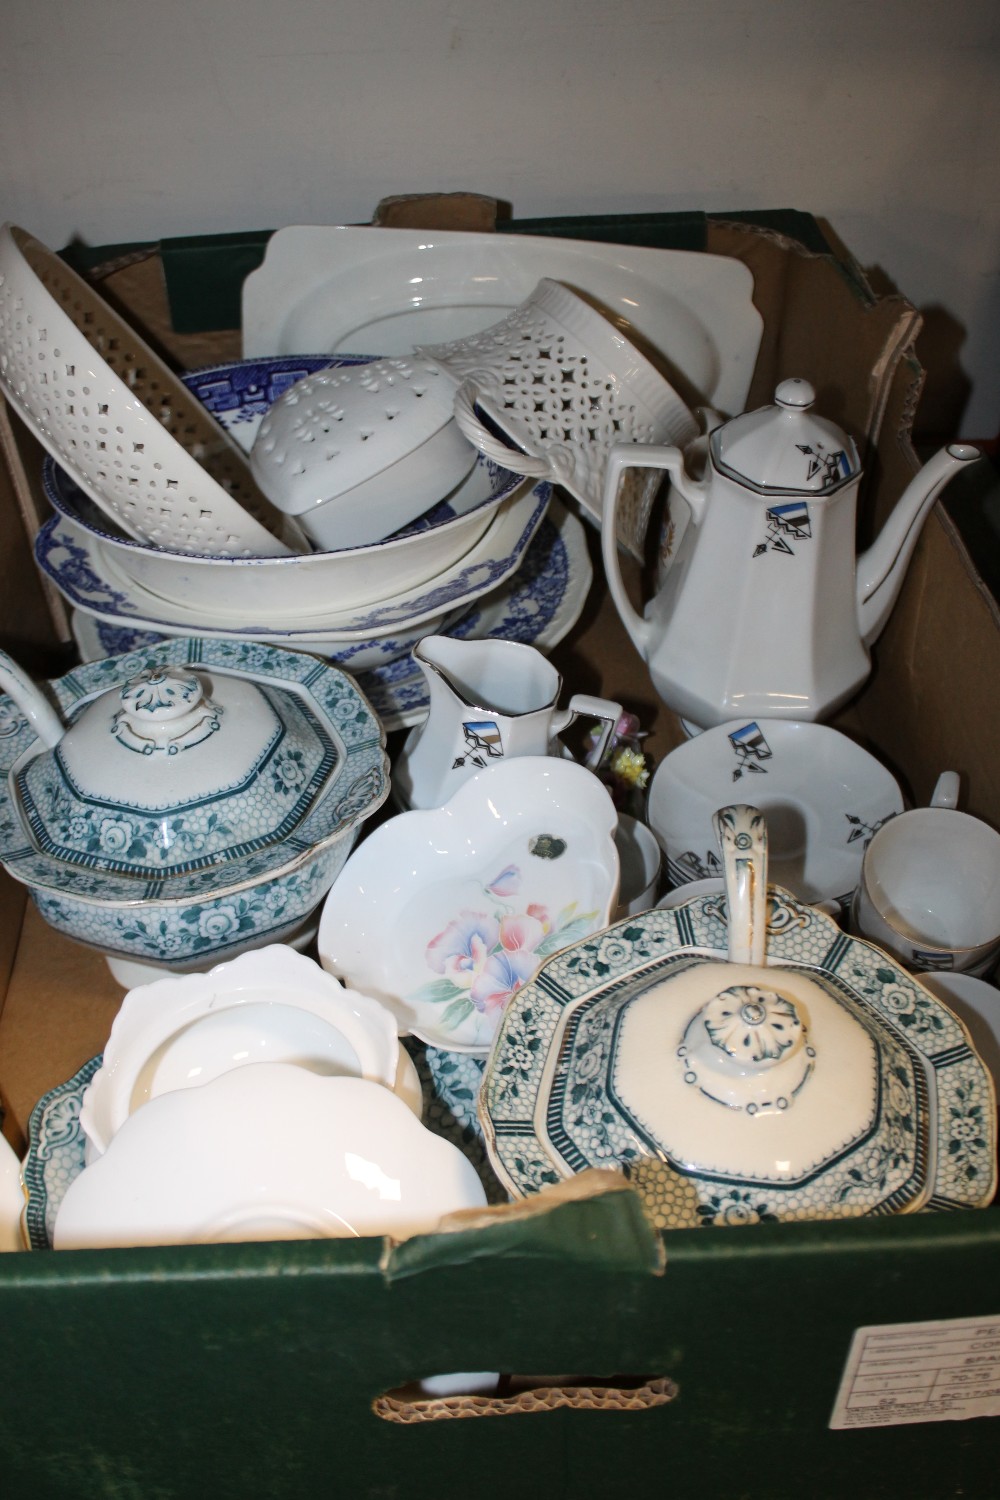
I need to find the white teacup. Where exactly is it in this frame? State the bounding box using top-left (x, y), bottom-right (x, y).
top-left (852, 779), bottom-right (1000, 974)
top-left (613, 814), bottom-right (663, 919)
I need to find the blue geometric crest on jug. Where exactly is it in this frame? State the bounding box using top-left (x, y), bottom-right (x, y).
top-left (453, 718), bottom-right (504, 771)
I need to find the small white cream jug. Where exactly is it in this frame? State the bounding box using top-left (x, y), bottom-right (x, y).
top-left (393, 636), bottom-right (622, 809)
top-left (600, 378), bottom-right (981, 729)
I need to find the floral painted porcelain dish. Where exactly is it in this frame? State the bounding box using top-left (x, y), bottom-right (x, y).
top-left (73, 501), bottom-right (592, 734)
top-left (80, 945), bottom-right (408, 1160)
top-left (647, 719), bottom-right (904, 905)
top-left (318, 757), bottom-right (620, 1055)
top-left (54, 1067), bottom-right (488, 1249)
top-left (0, 638), bottom-right (388, 976)
top-left (479, 804), bottom-right (997, 1226)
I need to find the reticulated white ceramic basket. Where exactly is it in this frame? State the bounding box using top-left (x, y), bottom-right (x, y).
top-left (0, 224), bottom-right (296, 557)
top-left (419, 278), bottom-right (701, 526)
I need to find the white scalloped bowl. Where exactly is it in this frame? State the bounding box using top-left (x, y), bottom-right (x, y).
top-left (80, 945), bottom-right (409, 1160)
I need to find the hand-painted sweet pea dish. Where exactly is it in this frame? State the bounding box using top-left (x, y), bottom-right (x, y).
top-left (479, 804), bottom-right (997, 1226)
top-left (0, 637), bottom-right (388, 981)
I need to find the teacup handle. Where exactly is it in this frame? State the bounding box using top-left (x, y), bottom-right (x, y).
top-left (452, 380), bottom-right (552, 480)
top-left (713, 804), bottom-right (768, 967)
top-left (930, 770), bottom-right (960, 809)
top-left (551, 695), bottom-right (623, 770)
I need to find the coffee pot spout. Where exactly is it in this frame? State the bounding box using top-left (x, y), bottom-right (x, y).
top-left (856, 444), bottom-right (981, 647)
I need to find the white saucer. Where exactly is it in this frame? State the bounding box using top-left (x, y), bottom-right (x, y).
top-left (81, 945), bottom-right (405, 1160)
top-left (56, 1068), bottom-right (487, 1249)
top-left (648, 719), bottom-right (904, 905)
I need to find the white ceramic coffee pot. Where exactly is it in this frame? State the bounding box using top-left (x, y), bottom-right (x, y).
top-left (601, 378), bottom-right (981, 729)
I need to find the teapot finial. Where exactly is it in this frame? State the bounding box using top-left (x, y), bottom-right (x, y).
top-left (774, 377), bottom-right (815, 410)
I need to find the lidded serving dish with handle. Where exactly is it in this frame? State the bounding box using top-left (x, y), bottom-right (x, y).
top-left (601, 377), bottom-right (981, 728)
top-left (0, 638), bottom-right (389, 981)
top-left (479, 802), bottom-right (997, 1227)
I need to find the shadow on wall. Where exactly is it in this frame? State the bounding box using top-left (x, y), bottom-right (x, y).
top-left (864, 262), bottom-right (975, 443)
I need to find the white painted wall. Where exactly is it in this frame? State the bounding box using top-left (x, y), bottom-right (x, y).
top-left (1, 0), bottom-right (997, 435)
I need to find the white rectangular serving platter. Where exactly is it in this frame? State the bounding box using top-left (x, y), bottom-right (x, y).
top-left (242, 225), bottom-right (764, 419)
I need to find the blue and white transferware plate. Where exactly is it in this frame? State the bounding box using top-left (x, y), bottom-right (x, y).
top-left (36, 478), bottom-right (549, 641)
top-left (647, 720), bottom-right (904, 906)
top-left (22, 1055), bottom-right (101, 1250)
top-left (72, 501), bottom-right (592, 735)
top-left (479, 893), bottom-right (997, 1227)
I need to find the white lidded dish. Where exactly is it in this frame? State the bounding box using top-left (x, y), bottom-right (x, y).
top-left (249, 356), bottom-right (479, 549)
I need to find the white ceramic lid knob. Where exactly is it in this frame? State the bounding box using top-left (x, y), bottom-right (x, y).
top-left (113, 668), bottom-right (223, 755)
top-left (774, 378), bottom-right (815, 409)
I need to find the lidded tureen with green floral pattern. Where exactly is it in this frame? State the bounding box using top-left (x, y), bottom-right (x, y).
top-left (0, 638), bottom-right (388, 979)
top-left (479, 804), bottom-right (997, 1226)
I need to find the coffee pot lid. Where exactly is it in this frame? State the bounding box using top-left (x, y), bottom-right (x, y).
top-left (13, 665), bottom-right (338, 879)
top-left (711, 378), bottom-right (861, 495)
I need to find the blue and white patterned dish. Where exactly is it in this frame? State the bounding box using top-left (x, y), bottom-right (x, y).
top-left (43, 353), bottom-right (528, 620)
top-left (0, 638), bottom-right (389, 972)
top-left (22, 1055), bottom-right (101, 1250)
top-left (74, 500), bottom-right (592, 735)
top-left (36, 477), bottom-right (549, 642)
top-left (479, 893), bottom-right (997, 1226)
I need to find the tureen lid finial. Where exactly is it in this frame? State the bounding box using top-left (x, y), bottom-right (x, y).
top-left (113, 667), bottom-right (223, 755)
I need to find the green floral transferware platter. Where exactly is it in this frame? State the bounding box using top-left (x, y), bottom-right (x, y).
top-left (479, 813), bottom-right (996, 1229)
